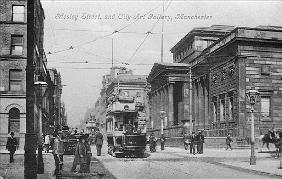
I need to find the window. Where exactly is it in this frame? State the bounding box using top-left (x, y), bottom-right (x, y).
top-left (213, 102), bottom-right (217, 122)
top-left (9, 108), bottom-right (20, 133)
top-left (220, 99), bottom-right (225, 121)
top-left (9, 70), bottom-right (22, 91)
top-left (261, 96), bottom-right (270, 117)
top-left (11, 35), bottom-right (23, 55)
top-left (228, 97), bottom-right (234, 120)
top-left (12, 5), bottom-right (25, 22)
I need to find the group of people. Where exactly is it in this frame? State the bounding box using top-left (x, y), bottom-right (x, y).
top-left (13, 127), bottom-right (104, 177)
top-left (59, 128), bottom-right (104, 176)
top-left (148, 133), bottom-right (166, 152)
top-left (183, 130), bottom-right (205, 155)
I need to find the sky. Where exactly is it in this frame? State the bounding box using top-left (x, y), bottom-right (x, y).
top-left (41, 0), bottom-right (282, 127)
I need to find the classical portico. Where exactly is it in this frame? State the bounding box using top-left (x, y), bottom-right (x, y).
top-left (147, 63), bottom-right (191, 137)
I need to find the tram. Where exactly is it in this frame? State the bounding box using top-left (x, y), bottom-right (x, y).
top-left (106, 110), bottom-right (147, 157)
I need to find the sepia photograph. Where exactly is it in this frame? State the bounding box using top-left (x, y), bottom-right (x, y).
top-left (0, 0), bottom-right (282, 178)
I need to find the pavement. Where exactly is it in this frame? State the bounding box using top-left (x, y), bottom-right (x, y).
top-left (1, 145), bottom-right (282, 178)
top-left (0, 147), bottom-right (115, 179)
top-left (167, 146), bottom-right (282, 178)
top-left (93, 144), bottom-right (282, 178)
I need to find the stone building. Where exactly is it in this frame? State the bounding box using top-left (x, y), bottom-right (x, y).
top-left (147, 63), bottom-right (190, 137)
top-left (105, 67), bottom-right (149, 133)
top-left (0, 0), bottom-right (62, 149)
top-left (149, 25), bottom-right (282, 142)
top-left (48, 68), bottom-right (64, 132)
top-left (0, 0), bottom-right (28, 149)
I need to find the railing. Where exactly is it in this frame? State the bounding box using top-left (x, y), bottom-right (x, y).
top-left (204, 127), bottom-right (238, 137)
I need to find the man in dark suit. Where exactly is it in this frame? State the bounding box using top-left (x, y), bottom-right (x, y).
top-left (198, 131), bottom-right (205, 154)
top-left (190, 132), bottom-right (196, 155)
top-left (6, 132), bottom-right (18, 163)
top-left (94, 129), bottom-right (103, 156)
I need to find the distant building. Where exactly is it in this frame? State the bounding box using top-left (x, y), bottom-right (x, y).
top-left (91, 67), bottom-right (149, 135)
top-left (48, 68), bottom-right (64, 132)
top-left (105, 67), bottom-right (149, 134)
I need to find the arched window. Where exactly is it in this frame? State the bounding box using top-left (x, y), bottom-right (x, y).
top-left (8, 107), bottom-right (20, 133)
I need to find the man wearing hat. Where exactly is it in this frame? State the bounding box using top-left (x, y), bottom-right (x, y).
top-left (94, 128), bottom-right (103, 156)
top-left (190, 132), bottom-right (196, 155)
top-left (53, 131), bottom-right (64, 176)
top-left (198, 130), bottom-right (205, 154)
top-left (6, 132), bottom-right (18, 163)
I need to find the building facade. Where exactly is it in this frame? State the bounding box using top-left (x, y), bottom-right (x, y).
top-left (105, 67), bottom-right (149, 133)
top-left (48, 68), bottom-right (64, 132)
top-left (0, 0), bottom-right (62, 149)
top-left (0, 0), bottom-right (28, 149)
top-left (149, 25), bottom-right (282, 142)
top-left (147, 63), bottom-right (191, 137)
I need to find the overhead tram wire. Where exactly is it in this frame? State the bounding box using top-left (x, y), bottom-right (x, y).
top-left (53, 28), bottom-right (109, 32)
top-left (46, 3), bottom-right (164, 56)
top-left (127, 32), bottom-right (151, 62)
top-left (116, 2), bottom-right (163, 32)
top-left (48, 66), bottom-right (151, 70)
top-left (127, 11), bottom-right (162, 62)
top-left (47, 58), bottom-right (153, 66)
top-left (126, 0), bottom-right (172, 63)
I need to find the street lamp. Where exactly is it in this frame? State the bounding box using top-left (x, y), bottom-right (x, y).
top-left (34, 81), bottom-right (48, 173)
top-left (246, 88), bottom-right (260, 165)
top-left (160, 111), bottom-right (166, 135)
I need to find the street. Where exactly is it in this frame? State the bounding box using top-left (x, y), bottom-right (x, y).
top-left (94, 145), bottom-right (281, 179)
top-left (1, 144), bottom-right (282, 179)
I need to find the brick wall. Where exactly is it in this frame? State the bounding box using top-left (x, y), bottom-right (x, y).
top-left (0, 0), bottom-right (27, 150)
top-left (0, 0), bottom-right (27, 22)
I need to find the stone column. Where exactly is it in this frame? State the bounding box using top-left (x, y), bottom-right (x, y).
top-left (195, 81), bottom-right (199, 129)
top-left (164, 85), bottom-right (169, 128)
top-left (204, 86), bottom-right (209, 130)
top-left (168, 82), bottom-right (174, 126)
top-left (156, 90), bottom-right (160, 128)
top-left (152, 92), bottom-right (156, 129)
top-left (160, 87), bottom-right (164, 111)
top-left (199, 81), bottom-right (204, 129)
top-left (183, 81), bottom-right (190, 134)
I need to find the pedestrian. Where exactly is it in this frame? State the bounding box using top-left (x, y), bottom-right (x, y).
top-left (195, 131), bottom-right (200, 153)
top-left (77, 135), bottom-right (88, 173)
top-left (183, 133), bottom-right (190, 151)
top-left (149, 133), bottom-right (157, 152)
top-left (190, 132), bottom-right (196, 155)
top-left (85, 134), bottom-right (92, 173)
top-left (160, 134), bottom-right (166, 150)
top-left (44, 134), bottom-right (50, 153)
top-left (94, 128), bottom-right (103, 156)
top-left (199, 131), bottom-right (205, 154)
top-left (225, 133), bottom-right (233, 150)
top-left (70, 139), bottom-right (79, 173)
top-left (52, 132), bottom-right (64, 176)
top-left (6, 132), bottom-right (18, 163)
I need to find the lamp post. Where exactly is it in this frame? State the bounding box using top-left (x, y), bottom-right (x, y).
top-left (34, 81), bottom-right (47, 173)
top-left (160, 111), bottom-right (166, 135)
top-left (25, 1), bottom-right (37, 178)
top-left (246, 88), bottom-right (260, 165)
